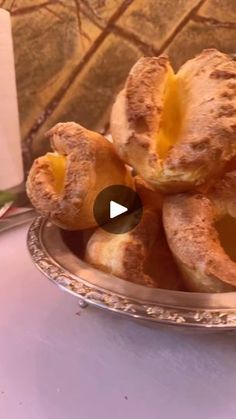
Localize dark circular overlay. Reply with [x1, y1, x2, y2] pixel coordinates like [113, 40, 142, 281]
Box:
[93, 185, 143, 234]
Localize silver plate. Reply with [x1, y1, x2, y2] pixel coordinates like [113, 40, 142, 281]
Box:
[27, 216, 236, 330]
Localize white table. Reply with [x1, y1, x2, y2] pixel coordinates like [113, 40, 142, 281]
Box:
[1, 224, 236, 419]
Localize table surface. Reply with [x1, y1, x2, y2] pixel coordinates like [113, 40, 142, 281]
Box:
[1, 224, 236, 419]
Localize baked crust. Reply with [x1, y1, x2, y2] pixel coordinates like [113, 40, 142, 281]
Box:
[26, 122, 132, 230]
[134, 175, 163, 210]
[85, 203, 184, 290]
[111, 49, 236, 192]
[163, 171, 236, 292]
[85, 208, 161, 287]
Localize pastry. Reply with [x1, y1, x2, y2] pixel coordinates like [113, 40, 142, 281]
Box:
[111, 49, 236, 192]
[26, 122, 133, 230]
[86, 202, 183, 290]
[85, 207, 161, 287]
[134, 175, 163, 210]
[163, 171, 236, 292]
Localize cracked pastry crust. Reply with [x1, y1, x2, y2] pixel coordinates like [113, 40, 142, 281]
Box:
[111, 49, 236, 193]
[85, 208, 161, 287]
[85, 204, 184, 290]
[163, 171, 236, 292]
[26, 122, 132, 230]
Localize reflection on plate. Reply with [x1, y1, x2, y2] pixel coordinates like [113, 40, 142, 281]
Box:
[27, 217, 236, 331]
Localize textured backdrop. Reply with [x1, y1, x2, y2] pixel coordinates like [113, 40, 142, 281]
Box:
[1, 0, 236, 168]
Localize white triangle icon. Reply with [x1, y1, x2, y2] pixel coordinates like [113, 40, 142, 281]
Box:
[110, 200, 128, 219]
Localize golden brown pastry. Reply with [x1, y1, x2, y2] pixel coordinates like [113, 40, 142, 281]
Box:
[85, 208, 160, 287]
[134, 176, 163, 210]
[145, 225, 185, 291]
[26, 122, 133, 230]
[111, 49, 236, 193]
[85, 205, 183, 290]
[163, 171, 236, 292]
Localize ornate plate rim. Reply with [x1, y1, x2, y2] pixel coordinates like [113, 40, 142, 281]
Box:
[27, 217, 236, 330]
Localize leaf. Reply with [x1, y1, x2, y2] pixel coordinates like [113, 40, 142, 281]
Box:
[0, 191, 16, 206]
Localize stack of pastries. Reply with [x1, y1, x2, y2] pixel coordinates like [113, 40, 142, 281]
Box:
[27, 49, 236, 293]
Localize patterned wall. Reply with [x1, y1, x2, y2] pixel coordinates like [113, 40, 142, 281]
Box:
[1, 0, 236, 169]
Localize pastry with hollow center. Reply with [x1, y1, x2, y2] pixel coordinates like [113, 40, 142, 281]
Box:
[111, 49, 236, 193]
[163, 171, 236, 292]
[26, 122, 133, 230]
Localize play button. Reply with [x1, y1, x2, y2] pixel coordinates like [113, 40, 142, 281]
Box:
[93, 185, 143, 234]
[110, 201, 127, 219]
